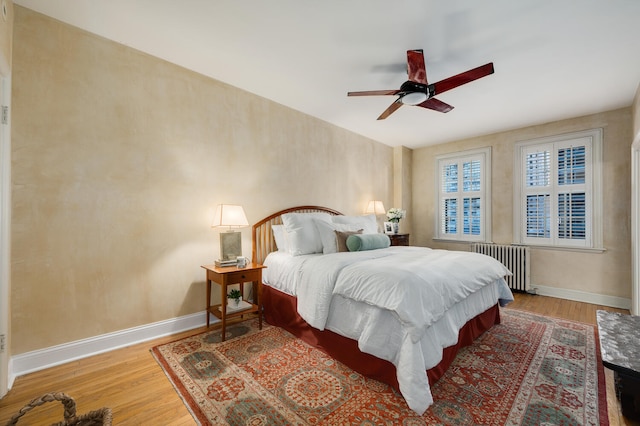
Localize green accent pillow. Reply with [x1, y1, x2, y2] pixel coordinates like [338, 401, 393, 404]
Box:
[346, 233, 391, 252]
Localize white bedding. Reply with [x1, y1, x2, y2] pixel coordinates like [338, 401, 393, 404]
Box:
[262, 246, 514, 415]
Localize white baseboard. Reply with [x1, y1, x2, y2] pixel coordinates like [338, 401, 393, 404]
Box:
[532, 284, 632, 310]
[9, 311, 218, 385]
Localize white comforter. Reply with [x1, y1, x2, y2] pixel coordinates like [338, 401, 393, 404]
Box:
[263, 246, 513, 414]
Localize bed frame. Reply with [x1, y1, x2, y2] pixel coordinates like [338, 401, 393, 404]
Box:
[252, 205, 342, 264]
[252, 206, 500, 391]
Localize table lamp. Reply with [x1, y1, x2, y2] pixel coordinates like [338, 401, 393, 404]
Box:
[365, 200, 386, 215]
[365, 200, 386, 233]
[212, 204, 249, 265]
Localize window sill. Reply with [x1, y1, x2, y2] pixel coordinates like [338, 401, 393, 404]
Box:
[433, 239, 607, 254]
[522, 244, 606, 254]
[432, 238, 489, 245]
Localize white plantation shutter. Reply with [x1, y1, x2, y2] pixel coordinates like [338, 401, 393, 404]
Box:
[523, 144, 553, 244]
[436, 148, 491, 242]
[557, 144, 587, 242]
[515, 129, 602, 249]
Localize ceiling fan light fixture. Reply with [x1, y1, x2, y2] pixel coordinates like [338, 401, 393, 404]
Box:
[400, 92, 428, 105]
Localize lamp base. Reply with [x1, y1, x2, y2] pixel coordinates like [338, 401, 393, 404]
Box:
[220, 231, 242, 262]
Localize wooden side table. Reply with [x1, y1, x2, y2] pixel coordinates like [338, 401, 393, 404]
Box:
[201, 263, 266, 341]
[389, 233, 410, 246]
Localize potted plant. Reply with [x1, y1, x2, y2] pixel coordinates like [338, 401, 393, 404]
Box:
[227, 289, 242, 307]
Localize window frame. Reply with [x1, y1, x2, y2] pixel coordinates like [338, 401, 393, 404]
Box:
[513, 128, 603, 250]
[434, 147, 492, 242]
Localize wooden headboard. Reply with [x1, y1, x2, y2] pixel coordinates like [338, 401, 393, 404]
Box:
[251, 206, 343, 264]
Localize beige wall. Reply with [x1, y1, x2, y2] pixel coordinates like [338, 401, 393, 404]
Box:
[11, 7, 393, 354]
[413, 109, 632, 301]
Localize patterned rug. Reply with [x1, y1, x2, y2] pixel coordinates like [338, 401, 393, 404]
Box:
[151, 309, 608, 425]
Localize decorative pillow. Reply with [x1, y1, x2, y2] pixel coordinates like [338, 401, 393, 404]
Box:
[332, 214, 378, 234]
[346, 233, 391, 252]
[272, 225, 288, 252]
[281, 212, 332, 256]
[314, 219, 363, 254]
[335, 229, 363, 252]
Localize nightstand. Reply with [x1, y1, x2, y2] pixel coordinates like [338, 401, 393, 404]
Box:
[201, 263, 266, 341]
[389, 233, 410, 246]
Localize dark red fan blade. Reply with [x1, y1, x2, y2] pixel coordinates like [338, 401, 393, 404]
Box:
[377, 100, 402, 120]
[417, 97, 454, 113]
[348, 89, 401, 97]
[433, 62, 494, 95]
[407, 49, 428, 84]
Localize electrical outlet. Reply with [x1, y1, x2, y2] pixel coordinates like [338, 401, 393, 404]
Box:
[0, 334, 5, 352]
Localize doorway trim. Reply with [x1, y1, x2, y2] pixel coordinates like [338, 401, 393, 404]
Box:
[632, 131, 640, 316]
[0, 74, 11, 397]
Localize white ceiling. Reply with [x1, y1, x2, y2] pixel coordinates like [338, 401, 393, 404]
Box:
[14, 0, 640, 149]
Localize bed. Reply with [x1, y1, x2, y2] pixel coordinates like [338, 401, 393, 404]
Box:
[251, 206, 514, 415]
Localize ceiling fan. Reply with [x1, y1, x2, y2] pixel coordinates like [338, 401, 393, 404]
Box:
[348, 49, 494, 120]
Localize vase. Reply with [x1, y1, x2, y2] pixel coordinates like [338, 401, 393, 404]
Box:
[392, 222, 400, 234]
[230, 298, 240, 308]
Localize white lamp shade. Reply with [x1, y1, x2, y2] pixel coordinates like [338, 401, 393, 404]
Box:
[212, 204, 249, 229]
[365, 200, 386, 215]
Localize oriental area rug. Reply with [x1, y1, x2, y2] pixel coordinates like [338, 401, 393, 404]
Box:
[151, 310, 608, 425]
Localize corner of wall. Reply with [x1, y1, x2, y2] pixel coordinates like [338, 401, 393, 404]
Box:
[0, 0, 13, 76]
[393, 146, 413, 234]
[633, 81, 640, 137]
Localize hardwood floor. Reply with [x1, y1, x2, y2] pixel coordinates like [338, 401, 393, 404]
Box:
[0, 294, 637, 425]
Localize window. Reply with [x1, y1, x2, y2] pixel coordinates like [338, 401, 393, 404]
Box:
[514, 129, 603, 249]
[435, 147, 491, 242]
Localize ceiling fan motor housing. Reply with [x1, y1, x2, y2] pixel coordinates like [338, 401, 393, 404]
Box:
[399, 81, 434, 105]
[400, 80, 431, 96]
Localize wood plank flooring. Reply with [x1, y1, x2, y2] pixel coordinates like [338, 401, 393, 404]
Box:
[0, 294, 637, 425]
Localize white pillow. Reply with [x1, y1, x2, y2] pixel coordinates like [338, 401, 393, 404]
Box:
[281, 212, 332, 256]
[314, 219, 363, 254]
[272, 225, 289, 252]
[331, 214, 378, 234]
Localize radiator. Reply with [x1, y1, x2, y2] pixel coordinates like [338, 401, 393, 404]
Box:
[471, 243, 530, 292]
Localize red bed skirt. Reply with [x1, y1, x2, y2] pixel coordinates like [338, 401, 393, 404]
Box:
[262, 284, 501, 391]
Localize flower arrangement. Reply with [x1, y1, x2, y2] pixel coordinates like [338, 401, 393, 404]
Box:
[386, 208, 406, 223]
